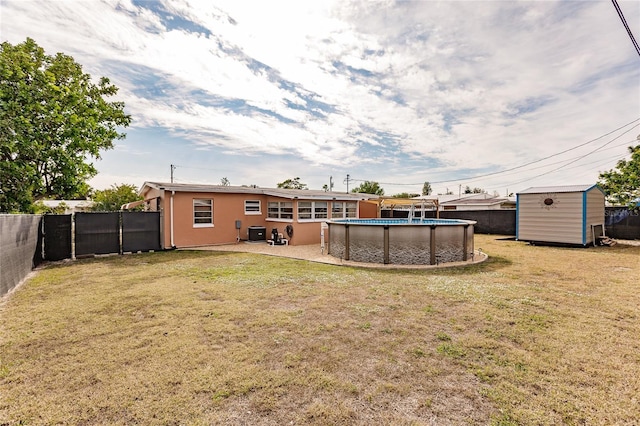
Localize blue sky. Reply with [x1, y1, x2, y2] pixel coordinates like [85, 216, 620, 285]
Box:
[2, 0, 639, 196]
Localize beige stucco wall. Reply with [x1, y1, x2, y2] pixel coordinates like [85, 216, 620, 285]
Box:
[171, 192, 267, 248]
[143, 187, 376, 248]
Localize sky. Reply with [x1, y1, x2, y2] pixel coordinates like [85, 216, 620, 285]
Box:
[2, 0, 639, 197]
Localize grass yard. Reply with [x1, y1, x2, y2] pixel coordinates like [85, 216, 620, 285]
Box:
[1, 234, 639, 425]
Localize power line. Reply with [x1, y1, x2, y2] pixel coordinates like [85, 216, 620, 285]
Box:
[438, 118, 640, 183]
[343, 174, 351, 193]
[464, 142, 630, 184]
[462, 138, 638, 186]
[499, 123, 640, 188]
[349, 117, 640, 186]
[612, 0, 640, 58]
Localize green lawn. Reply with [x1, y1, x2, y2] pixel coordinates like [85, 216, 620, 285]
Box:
[1, 235, 639, 425]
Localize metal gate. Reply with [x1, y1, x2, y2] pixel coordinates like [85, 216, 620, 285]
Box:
[40, 212, 161, 259]
[122, 211, 161, 252]
[75, 212, 120, 256]
[43, 214, 72, 261]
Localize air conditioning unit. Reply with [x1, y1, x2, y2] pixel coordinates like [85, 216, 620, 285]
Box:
[247, 226, 266, 241]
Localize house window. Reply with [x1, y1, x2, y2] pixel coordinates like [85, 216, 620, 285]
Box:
[331, 202, 343, 218]
[298, 201, 312, 220]
[331, 201, 357, 218]
[244, 200, 261, 215]
[298, 201, 328, 220]
[193, 199, 213, 227]
[314, 202, 328, 219]
[267, 201, 293, 219]
[346, 202, 357, 218]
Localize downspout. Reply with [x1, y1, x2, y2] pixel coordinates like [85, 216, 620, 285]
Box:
[582, 190, 587, 246]
[170, 190, 176, 248]
[515, 194, 520, 240]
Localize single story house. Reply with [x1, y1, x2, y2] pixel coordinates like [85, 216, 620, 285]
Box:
[133, 182, 379, 248]
[412, 193, 516, 211]
[516, 184, 605, 246]
[438, 194, 516, 211]
[41, 199, 95, 213]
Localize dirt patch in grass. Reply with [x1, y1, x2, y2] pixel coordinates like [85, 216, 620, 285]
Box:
[1, 235, 639, 424]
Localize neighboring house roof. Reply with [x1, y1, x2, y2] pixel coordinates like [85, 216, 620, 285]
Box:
[41, 199, 94, 212]
[518, 184, 602, 194]
[414, 194, 462, 203]
[440, 196, 514, 207]
[140, 181, 379, 201]
[414, 193, 515, 206]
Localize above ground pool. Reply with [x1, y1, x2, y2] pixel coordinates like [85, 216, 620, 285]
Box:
[327, 218, 476, 265]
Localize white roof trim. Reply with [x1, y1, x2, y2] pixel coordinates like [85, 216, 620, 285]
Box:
[140, 181, 378, 201]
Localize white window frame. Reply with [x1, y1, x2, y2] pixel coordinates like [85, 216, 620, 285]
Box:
[298, 201, 312, 220]
[346, 202, 357, 218]
[267, 201, 293, 221]
[331, 201, 357, 218]
[193, 198, 213, 227]
[244, 200, 261, 215]
[314, 201, 328, 219]
[298, 201, 328, 221]
[331, 202, 344, 218]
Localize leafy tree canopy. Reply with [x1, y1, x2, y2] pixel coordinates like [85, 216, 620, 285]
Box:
[91, 184, 143, 212]
[0, 38, 131, 213]
[422, 181, 432, 196]
[392, 192, 420, 199]
[352, 181, 384, 196]
[598, 145, 640, 207]
[464, 186, 485, 194]
[32, 200, 70, 214]
[277, 177, 308, 190]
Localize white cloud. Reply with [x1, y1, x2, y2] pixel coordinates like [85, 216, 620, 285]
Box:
[2, 0, 639, 194]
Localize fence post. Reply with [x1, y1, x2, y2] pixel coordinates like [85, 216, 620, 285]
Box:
[344, 224, 350, 261]
[463, 224, 469, 261]
[383, 225, 390, 264]
[430, 225, 437, 265]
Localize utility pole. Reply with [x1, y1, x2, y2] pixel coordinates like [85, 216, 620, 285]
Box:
[344, 174, 350, 193]
[170, 164, 176, 183]
[329, 176, 334, 191]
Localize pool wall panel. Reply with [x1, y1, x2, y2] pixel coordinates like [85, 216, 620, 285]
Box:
[328, 219, 475, 265]
[349, 225, 384, 263]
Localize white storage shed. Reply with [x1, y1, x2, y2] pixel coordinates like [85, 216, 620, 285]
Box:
[516, 184, 606, 246]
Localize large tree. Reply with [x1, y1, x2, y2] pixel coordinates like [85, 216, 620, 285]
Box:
[352, 181, 384, 196]
[598, 145, 640, 206]
[0, 38, 131, 212]
[422, 181, 432, 196]
[91, 183, 143, 212]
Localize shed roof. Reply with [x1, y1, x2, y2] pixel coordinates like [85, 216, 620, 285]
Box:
[517, 184, 602, 195]
[140, 181, 378, 201]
